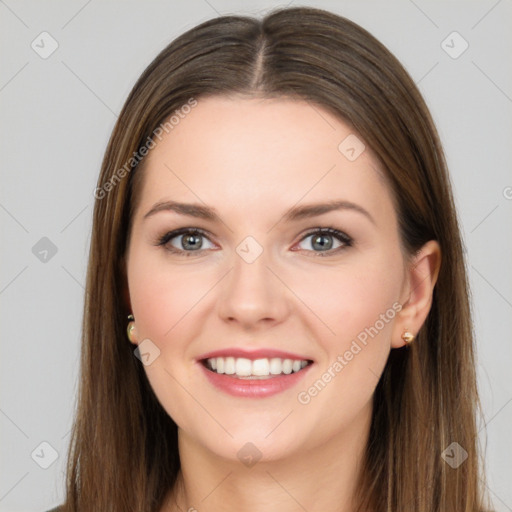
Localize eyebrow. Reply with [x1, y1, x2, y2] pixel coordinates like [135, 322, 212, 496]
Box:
[143, 199, 375, 225]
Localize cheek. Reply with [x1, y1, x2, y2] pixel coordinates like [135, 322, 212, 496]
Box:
[290, 261, 402, 437]
[127, 248, 210, 343]
[126, 250, 213, 426]
[290, 254, 403, 348]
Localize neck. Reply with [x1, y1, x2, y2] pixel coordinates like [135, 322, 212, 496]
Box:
[162, 400, 373, 512]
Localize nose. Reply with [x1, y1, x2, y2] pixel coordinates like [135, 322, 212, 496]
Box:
[217, 241, 291, 330]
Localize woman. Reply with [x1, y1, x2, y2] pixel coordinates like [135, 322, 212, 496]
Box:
[52, 6, 492, 512]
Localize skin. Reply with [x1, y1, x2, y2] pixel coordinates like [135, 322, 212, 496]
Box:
[125, 96, 441, 512]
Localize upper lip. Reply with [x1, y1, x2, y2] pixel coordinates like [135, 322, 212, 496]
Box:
[197, 348, 313, 362]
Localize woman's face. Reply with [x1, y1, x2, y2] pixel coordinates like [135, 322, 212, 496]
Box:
[126, 96, 410, 462]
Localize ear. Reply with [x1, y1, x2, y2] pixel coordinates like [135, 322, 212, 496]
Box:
[121, 254, 138, 344]
[391, 240, 441, 349]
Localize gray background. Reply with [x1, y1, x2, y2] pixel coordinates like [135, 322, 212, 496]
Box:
[1, 1, 511, 511]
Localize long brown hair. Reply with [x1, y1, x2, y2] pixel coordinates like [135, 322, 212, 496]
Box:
[62, 7, 492, 511]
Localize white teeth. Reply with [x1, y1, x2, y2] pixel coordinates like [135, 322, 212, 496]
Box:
[206, 356, 310, 377]
[252, 358, 270, 376]
[269, 357, 283, 375]
[224, 357, 235, 375]
[235, 358, 252, 376]
[282, 359, 293, 374]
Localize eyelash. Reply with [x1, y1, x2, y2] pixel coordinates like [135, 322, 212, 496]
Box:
[155, 227, 353, 258]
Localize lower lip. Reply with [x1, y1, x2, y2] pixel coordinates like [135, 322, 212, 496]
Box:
[199, 361, 313, 398]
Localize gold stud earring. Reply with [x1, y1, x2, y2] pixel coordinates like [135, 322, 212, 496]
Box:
[127, 314, 137, 343]
[401, 329, 415, 345]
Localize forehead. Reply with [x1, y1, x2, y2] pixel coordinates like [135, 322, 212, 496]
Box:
[135, 96, 393, 222]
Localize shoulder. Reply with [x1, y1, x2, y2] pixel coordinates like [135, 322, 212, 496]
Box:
[46, 506, 64, 512]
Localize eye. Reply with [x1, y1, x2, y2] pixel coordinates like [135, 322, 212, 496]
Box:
[156, 226, 353, 257]
[156, 228, 216, 255]
[294, 227, 352, 256]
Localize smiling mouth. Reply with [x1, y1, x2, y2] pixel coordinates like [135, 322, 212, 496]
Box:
[201, 356, 313, 379]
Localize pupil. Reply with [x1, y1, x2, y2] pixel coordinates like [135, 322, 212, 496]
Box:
[313, 234, 332, 251]
[183, 234, 201, 250]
